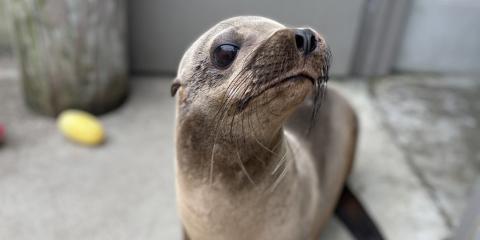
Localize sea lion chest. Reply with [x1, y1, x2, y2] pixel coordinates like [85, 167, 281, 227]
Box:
[177, 134, 322, 240]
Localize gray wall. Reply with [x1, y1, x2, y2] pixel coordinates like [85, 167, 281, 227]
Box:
[5, 1, 478, 76]
[351, 0, 412, 77]
[395, 0, 480, 74]
[128, 0, 366, 76]
[0, 0, 12, 54]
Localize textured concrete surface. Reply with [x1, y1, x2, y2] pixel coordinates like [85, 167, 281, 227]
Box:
[455, 178, 480, 240]
[1, 58, 479, 239]
[324, 81, 449, 240]
[374, 75, 480, 233]
[0, 63, 180, 240]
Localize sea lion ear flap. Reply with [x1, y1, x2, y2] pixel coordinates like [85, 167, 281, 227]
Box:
[171, 78, 181, 97]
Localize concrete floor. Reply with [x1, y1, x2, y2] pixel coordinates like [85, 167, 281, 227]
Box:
[0, 59, 479, 240]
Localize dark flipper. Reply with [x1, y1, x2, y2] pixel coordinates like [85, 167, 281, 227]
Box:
[335, 186, 385, 240]
[182, 227, 191, 240]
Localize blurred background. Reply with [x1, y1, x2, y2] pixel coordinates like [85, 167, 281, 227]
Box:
[0, 0, 479, 239]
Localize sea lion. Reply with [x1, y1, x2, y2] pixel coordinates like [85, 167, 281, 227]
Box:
[171, 16, 383, 240]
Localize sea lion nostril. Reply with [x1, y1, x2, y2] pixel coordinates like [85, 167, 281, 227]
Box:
[295, 29, 307, 52]
[295, 33, 304, 51]
[309, 35, 317, 53]
[294, 28, 316, 55]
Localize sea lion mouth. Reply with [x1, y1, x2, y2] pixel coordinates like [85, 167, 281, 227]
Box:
[264, 73, 316, 94]
[279, 73, 316, 86]
[236, 43, 332, 113]
[236, 72, 317, 112]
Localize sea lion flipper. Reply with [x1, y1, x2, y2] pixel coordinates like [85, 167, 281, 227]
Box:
[335, 186, 385, 240]
[182, 227, 191, 240]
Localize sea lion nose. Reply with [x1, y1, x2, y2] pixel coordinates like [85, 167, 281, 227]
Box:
[294, 28, 317, 56]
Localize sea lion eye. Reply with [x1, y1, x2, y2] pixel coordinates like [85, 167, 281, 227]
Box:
[212, 44, 239, 69]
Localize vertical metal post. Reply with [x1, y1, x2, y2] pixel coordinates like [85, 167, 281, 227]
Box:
[351, 0, 412, 77]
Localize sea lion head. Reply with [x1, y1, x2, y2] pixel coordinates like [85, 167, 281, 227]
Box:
[173, 16, 331, 144]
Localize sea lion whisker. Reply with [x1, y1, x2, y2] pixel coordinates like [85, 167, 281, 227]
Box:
[307, 48, 331, 133]
[236, 151, 256, 186]
[210, 78, 248, 182]
[213, 65, 253, 120]
[253, 136, 278, 155]
[236, 75, 261, 150]
[261, 50, 294, 117]
[269, 158, 289, 193]
[239, 103, 251, 151]
[246, 100, 279, 156]
[208, 119, 228, 184]
[209, 85, 249, 185]
[209, 143, 217, 185]
[251, 92, 266, 130]
[227, 107, 237, 140]
[212, 78, 252, 149]
[211, 68, 256, 172]
[268, 140, 295, 193]
[259, 82, 286, 120]
[237, 47, 298, 113]
[245, 101, 276, 168]
[242, 106, 267, 168]
[227, 71, 257, 114]
[272, 147, 288, 174]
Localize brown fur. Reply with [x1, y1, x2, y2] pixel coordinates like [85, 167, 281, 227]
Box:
[172, 16, 357, 240]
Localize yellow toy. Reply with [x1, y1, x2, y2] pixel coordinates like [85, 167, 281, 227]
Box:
[57, 110, 105, 146]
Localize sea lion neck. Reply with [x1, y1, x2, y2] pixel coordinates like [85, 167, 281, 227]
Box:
[175, 112, 288, 188]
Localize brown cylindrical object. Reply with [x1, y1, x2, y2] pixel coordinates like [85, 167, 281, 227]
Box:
[8, 0, 128, 116]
